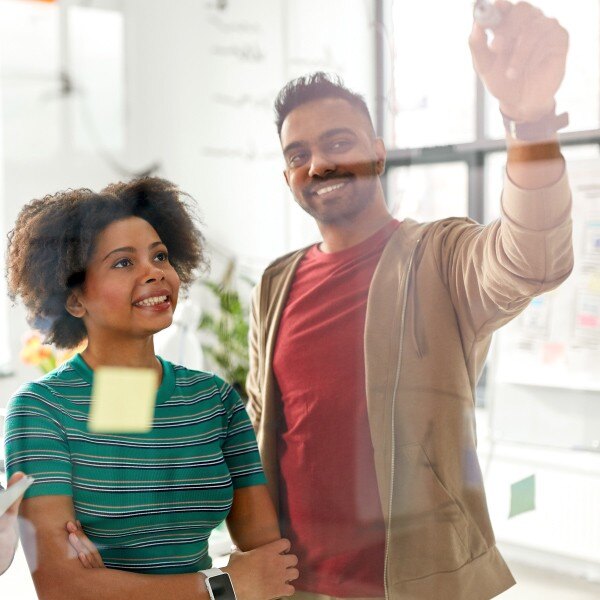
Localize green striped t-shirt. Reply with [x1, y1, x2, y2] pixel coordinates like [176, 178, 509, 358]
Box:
[4, 354, 266, 574]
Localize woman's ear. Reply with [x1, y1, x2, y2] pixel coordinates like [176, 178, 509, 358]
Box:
[65, 292, 86, 318]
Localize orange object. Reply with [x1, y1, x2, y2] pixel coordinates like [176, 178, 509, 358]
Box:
[20, 331, 87, 374]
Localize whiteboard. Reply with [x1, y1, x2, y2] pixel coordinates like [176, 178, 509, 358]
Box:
[495, 158, 600, 391]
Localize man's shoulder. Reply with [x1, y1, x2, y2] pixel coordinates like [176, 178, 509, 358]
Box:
[402, 216, 481, 247]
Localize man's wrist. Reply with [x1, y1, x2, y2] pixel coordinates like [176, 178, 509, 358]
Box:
[501, 106, 569, 143]
[499, 100, 557, 124]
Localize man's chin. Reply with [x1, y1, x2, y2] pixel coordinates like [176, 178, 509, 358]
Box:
[298, 201, 367, 226]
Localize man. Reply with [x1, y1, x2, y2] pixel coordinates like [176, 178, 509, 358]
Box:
[247, 2, 572, 599]
[0, 472, 26, 575]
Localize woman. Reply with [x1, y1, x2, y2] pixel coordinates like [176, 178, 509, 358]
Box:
[4, 178, 298, 599]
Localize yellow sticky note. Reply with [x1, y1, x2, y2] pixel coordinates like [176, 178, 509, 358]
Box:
[589, 273, 600, 294]
[88, 367, 158, 433]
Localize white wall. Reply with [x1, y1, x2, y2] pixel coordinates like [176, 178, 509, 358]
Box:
[0, 0, 375, 407]
[122, 0, 375, 269]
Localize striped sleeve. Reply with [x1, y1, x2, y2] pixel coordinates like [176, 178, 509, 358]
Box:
[4, 383, 73, 499]
[214, 376, 266, 489]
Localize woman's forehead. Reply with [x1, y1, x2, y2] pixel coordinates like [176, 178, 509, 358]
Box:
[93, 217, 162, 253]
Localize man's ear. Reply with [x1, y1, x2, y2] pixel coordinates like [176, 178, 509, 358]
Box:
[65, 292, 86, 318]
[374, 138, 386, 175]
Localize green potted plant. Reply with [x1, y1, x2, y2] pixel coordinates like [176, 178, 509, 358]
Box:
[198, 261, 252, 400]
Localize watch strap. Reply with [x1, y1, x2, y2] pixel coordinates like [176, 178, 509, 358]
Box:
[201, 568, 236, 600]
[201, 568, 224, 578]
[502, 109, 569, 142]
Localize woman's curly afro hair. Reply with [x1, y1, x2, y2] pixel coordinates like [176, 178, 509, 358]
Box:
[6, 177, 207, 349]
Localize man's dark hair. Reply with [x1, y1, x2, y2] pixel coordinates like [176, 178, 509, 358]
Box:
[6, 177, 207, 349]
[274, 72, 375, 136]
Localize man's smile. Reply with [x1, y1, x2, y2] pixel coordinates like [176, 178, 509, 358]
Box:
[309, 178, 351, 198]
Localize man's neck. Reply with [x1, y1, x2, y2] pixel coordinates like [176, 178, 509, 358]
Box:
[318, 211, 394, 253]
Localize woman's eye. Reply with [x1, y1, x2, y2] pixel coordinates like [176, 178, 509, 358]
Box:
[155, 251, 169, 262]
[113, 257, 133, 268]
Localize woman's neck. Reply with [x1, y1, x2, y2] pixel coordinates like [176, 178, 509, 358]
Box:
[81, 336, 162, 380]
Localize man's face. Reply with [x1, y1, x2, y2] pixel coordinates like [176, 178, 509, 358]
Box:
[280, 98, 386, 226]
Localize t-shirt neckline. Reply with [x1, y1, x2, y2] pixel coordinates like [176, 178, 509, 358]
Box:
[68, 353, 175, 405]
[309, 219, 400, 263]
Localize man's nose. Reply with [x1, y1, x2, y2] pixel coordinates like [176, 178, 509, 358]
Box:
[308, 152, 335, 178]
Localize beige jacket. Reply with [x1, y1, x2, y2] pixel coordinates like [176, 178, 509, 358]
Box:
[246, 173, 573, 600]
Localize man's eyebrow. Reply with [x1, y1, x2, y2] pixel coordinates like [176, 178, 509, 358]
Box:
[319, 127, 357, 140]
[282, 141, 305, 156]
[282, 128, 357, 156]
[102, 241, 163, 261]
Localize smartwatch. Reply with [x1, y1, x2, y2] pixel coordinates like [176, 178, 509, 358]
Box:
[201, 568, 237, 600]
[501, 109, 569, 142]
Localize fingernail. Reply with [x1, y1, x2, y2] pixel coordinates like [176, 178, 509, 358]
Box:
[66, 522, 77, 532]
[506, 67, 518, 79]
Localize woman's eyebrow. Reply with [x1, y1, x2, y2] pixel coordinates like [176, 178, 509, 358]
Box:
[102, 241, 163, 261]
[103, 246, 135, 261]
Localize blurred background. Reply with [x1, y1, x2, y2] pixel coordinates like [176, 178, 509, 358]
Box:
[0, 0, 599, 598]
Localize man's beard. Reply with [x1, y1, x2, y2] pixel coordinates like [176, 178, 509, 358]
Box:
[295, 169, 379, 226]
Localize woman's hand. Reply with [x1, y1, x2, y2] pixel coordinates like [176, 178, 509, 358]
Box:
[223, 538, 299, 600]
[66, 520, 105, 569]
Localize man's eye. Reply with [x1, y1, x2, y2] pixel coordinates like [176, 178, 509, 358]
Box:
[330, 139, 352, 152]
[288, 153, 308, 166]
[113, 258, 133, 268]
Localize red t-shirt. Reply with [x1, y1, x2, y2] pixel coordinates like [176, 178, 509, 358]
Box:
[273, 219, 400, 597]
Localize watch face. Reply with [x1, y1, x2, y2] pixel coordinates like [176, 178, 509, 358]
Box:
[208, 573, 236, 600]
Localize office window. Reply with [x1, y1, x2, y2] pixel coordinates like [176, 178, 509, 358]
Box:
[68, 5, 125, 152]
[382, 0, 600, 431]
[387, 0, 475, 148]
[388, 162, 468, 222]
[485, 0, 600, 137]
[0, 0, 62, 159]
[0, 1, 125, 161]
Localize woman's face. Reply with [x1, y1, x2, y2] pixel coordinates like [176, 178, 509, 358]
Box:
[69, 216, 180, 343]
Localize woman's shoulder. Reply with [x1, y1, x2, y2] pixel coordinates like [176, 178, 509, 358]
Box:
[163, 359, 237, 401]
[8, 359, 86, 414]
[169, 362, 222, 389]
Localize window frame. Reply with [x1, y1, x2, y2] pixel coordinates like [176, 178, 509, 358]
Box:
[375, 0, 600, 224]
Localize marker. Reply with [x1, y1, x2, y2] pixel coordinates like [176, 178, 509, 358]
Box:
[473, 0, 502, 29]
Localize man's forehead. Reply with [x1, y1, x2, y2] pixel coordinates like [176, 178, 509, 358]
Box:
[280, 97, 372, 146]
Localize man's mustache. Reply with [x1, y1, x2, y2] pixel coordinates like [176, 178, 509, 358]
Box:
[305, 173, 354, 195]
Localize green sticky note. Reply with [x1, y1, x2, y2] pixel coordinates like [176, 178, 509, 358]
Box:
[88, 367, 158, 433]
[509, 474, 536, 518]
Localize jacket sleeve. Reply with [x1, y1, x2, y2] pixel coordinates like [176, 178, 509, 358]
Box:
[245, 282, 263, 432]
[435, 169, 574, 340]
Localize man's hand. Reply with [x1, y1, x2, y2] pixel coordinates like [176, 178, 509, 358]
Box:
[0, 472, 26, 574]
[223, 538, 299, 600]
[470, 0, 569, 121]
[66, 520, 105, 569]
